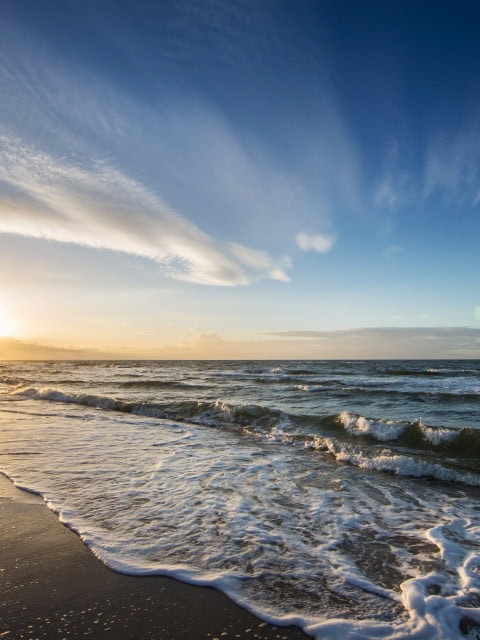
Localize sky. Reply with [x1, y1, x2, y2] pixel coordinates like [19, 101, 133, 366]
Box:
[0, 0, 479, 359]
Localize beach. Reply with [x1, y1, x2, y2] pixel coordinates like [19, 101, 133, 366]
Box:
[1, 360, 480, 639]
[0, 474, 307, 639]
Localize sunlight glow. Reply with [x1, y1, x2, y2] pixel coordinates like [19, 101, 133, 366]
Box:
[0, 306, 15, 337]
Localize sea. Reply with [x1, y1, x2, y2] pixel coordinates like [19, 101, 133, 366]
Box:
[0, 360, 479, 639]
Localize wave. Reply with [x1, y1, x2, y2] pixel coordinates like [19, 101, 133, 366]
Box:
[386, 367, 480, 377]
[293, 379, 358, 391]
[10, 385, 480, 487]
[118, 380, 208, 390]
[306, 436, 480, 486]
[12, 385, 479, 453]
[294, 382, 480, 401]
[1, 376, 28, 386]
[284, 368, 320, 376]
[243, 429, 480, 486]
[336, 411, 480, 457]
[11, 386, 287, 431]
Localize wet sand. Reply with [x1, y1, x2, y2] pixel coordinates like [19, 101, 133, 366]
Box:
[0, 474, 309, 639]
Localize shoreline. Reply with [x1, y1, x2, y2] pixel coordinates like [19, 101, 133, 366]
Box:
[0, 474, 309, 639]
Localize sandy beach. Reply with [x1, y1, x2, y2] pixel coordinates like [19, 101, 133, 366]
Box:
[0, 474, 308, 640]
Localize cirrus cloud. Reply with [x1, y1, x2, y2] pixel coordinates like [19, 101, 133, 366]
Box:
[0, 135, 290, 286]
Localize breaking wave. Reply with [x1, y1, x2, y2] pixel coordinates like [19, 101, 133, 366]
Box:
[11, 385, 480, 487]
[336, 411, 480, 456]
[11, 386, 287, 431]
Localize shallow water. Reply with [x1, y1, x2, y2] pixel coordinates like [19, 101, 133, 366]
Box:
[1, 360, 479, 638]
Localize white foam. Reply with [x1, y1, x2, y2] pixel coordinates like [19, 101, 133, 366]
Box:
[338, 411, 407, 441]
[1, 365, 480, 639]
[420, 424, 458, 445]
[308, 436, 480, 487]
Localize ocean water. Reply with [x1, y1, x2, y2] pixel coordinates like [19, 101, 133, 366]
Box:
[0, 360, 479, 639]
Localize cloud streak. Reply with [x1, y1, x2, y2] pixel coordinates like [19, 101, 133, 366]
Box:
[262, 327, 480, 359]
[0, 11, 368, 282]
[0, 136, 290, 286]
[372, 115, 480, 213]
[423, 118, 480, 204]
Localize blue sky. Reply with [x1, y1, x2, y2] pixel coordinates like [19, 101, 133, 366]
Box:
[0, 0, 479, 358]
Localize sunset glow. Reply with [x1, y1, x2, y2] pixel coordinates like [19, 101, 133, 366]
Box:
[0, 306, 15, 337]
[0, 1, 479, 359]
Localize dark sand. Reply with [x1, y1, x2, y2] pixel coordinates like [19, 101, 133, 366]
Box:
[0, 474, 309, 639]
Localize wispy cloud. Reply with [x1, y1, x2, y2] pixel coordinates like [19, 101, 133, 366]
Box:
[372, 129, 413, 213]
[373, 115, 480, 215]
[0, 11, 366, 276]
[265, 327, 480, 340]
[138, 326, 480, 359]
[262, 327, 480, 358]
[296, 232, 335, 253]
[0, 136, 290, 286]
[0, 22, 350, 282]
[423, 119, 480, 204]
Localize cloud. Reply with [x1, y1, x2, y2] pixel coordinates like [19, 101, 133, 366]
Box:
[3, 327, 480, 360]
[0, 23, 300, 285]
[423, 119, 480, 204]
[0, 337, 107, 360]
[372, 127, 414, 214]
[296, 231, 335, 253]
[0, 12, 366, 283]
[372, 116, 480, 214]
[0, 135, 290, 286]
[261, 327, 480, 359]
[265, 327, 480, 340]
[141, 326, 480, 359]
